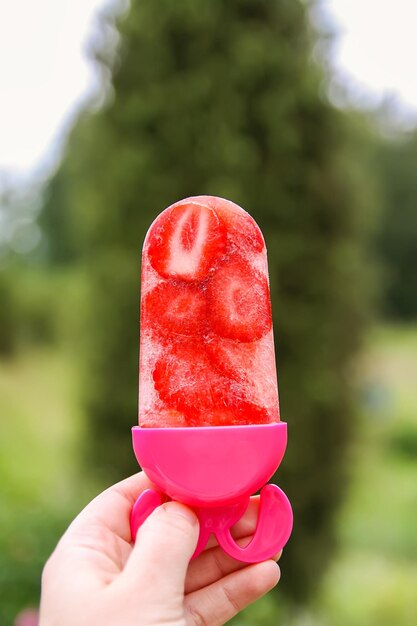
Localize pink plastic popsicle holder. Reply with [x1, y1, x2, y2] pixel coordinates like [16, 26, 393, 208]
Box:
[130, 422, 293, 563]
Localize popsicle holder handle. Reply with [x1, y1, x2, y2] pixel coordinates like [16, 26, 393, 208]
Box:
[131, 482, 292, 563]
[129, 423, 293, 563]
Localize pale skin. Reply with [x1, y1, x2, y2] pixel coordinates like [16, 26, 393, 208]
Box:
[39, 472, 281, 626]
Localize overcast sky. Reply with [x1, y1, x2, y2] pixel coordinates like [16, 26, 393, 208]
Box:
[1, 0, 417, 180]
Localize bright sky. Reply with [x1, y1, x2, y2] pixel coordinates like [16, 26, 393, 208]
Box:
[0, 0, 106, 180]
[1, 0, 417, 180]
[322, 0, 417, 119]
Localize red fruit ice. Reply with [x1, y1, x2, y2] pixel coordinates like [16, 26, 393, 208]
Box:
[204, 333, 280, 421]
[147, 201, 227, 281]
[203, 333, 259, 381]
[142, 281, 207, 338]
[140, 409, 188, 428]
[152, 341, 226, 423]
[151, 341, 273, 426]
[138, 196, 279, 428]
[192, 195, 265, 253]
[207, 256, 272, 342]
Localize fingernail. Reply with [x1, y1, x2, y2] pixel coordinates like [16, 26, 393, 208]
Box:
[165, 502, 198, 526]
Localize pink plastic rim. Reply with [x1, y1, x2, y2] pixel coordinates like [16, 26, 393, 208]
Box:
[132, 422, 287, 507]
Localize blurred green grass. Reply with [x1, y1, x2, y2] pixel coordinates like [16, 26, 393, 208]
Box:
[310, 325, 417, 626]
[0, 349, 79, 504]
[1, 325, 416, 625]
[0, 348, 97, 625]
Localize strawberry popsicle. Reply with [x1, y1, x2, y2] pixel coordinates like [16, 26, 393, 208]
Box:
[139, 196, 279, 427]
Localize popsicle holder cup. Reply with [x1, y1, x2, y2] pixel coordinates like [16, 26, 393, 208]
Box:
[130, 422, 293, 563]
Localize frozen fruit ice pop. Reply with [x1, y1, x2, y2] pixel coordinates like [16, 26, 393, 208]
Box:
[139, 196, 280, 427]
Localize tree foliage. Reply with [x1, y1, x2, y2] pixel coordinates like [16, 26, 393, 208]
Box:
[373, 130, 417, 319]
[41, 0, 373, 603]
[0, 270, 17, 356]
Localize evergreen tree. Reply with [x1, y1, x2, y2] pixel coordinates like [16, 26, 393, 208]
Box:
[0, 271, 17, 356]
[373, 131, 417, 319]
[41, 0, 372, 603]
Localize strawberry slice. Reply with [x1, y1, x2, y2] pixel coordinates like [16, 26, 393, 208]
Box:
[147, 201, 227, 281]
[207, 256, 272, 342]
[204, 334, 257, 381]
[188, 402, 270, 426]
[142, 281, 207, 338]
[153, 340, 276, 425]
[153, 341, 225, 420]
[203, 333, 268, 379]
[204, 334, 280, 421]
[190, 196, 265, 253]
[221, 395, 272, 425]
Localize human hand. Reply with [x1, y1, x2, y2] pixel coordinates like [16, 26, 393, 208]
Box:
[39, 472, 280, 626]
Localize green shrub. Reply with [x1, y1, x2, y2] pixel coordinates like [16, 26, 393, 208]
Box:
[0, 504, 70, 626]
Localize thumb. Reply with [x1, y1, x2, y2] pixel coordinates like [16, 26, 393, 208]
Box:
[123, 501, 199, 597]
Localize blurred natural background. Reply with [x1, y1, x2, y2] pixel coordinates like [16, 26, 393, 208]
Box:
[1, 0, 416, 624]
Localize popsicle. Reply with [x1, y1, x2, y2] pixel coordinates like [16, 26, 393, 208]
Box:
[131, 196, 293, 562]
[138, 195, 280, 427]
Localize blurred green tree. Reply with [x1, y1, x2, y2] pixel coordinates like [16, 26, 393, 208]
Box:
[373, 130, 417, 319]
[41, 0, 373, 604]
[0, 270, 17, 356]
